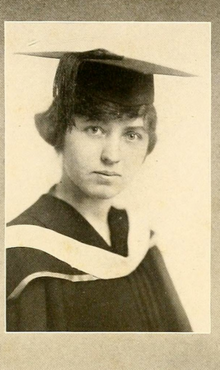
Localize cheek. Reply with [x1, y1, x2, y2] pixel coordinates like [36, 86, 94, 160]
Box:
[63, 133, 101, 173]
[123, 142, 148, 168]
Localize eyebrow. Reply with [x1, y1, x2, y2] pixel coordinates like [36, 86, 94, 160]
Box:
[124, 126, 148, 132]
[76, 119, 148, 132]
[85, 123, 148, 132]
[76, 119, 108, 125]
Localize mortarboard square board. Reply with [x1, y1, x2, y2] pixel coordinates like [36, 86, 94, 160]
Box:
[17, 49, 195, 107]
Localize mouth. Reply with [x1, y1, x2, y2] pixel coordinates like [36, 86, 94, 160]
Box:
[93, 171, 121, 177]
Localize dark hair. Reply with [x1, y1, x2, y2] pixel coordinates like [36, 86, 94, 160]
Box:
[35, 91, 157, 155]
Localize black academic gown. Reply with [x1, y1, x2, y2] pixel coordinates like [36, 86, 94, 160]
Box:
[6, 194, 192, 332]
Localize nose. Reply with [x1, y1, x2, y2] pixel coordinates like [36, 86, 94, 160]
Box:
[101, 136, 121, 165]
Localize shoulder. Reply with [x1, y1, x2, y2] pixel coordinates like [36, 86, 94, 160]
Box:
[7, 193, 67, 228]
[7, 196, 49, 227]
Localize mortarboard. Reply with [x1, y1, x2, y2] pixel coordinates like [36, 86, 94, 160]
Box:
[17, 49, 194, 106]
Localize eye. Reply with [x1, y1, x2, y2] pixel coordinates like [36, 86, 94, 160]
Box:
[125, 131, 142, 141]
[85, 126, 105, 136]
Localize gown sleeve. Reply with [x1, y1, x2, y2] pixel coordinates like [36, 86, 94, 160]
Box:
[7, 278, 48, 331]
[143, 246, 192, 331]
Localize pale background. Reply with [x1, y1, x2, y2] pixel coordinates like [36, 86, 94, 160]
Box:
[5, 22, 210, 333]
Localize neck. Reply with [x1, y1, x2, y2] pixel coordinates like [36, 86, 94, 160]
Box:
[53, 173, 112, 225]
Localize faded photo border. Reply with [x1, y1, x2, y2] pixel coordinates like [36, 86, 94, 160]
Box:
[1, 2, 219, 370]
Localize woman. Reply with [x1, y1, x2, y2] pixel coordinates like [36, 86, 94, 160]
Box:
[6, 49, 192, 331]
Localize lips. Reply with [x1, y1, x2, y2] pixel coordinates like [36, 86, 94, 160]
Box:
[93, 171, 121, 177]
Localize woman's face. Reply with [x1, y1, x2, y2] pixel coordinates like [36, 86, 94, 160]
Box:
[62, 115, 149, 200]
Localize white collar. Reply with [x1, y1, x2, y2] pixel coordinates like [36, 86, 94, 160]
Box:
[6, 210, 152, 279]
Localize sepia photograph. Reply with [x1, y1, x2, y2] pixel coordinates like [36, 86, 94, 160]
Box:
[5, 22, 210, 333]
